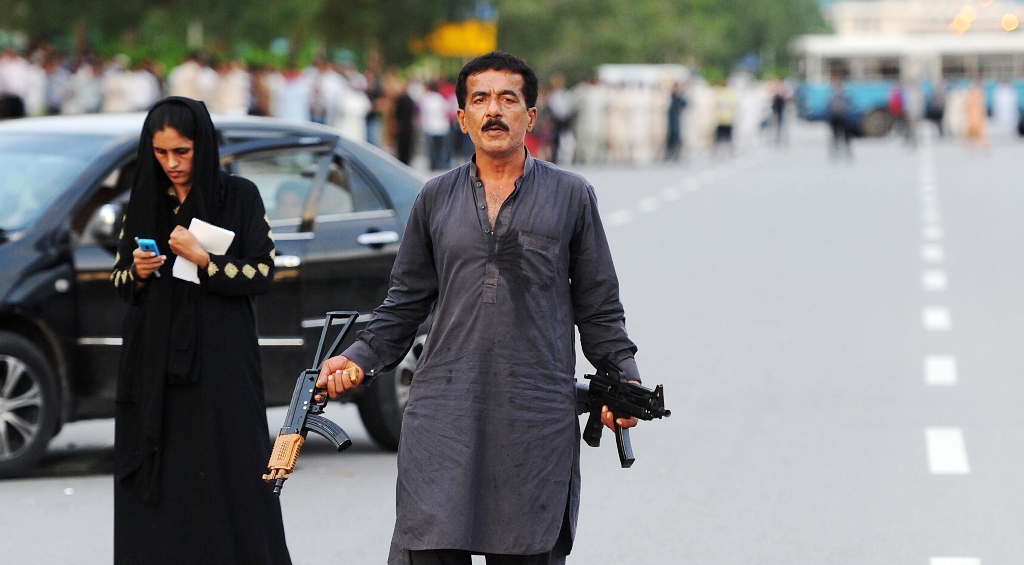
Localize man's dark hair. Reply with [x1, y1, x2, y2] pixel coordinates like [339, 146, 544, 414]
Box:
[455, 51, 538, 110]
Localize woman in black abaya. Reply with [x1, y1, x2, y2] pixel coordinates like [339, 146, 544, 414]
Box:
[111, 97, 291, 564]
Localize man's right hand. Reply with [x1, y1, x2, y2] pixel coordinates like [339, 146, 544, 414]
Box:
[316, 355, 365, 399]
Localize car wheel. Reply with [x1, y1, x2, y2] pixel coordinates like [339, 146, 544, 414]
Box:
[860, 109, 892, 137]
[357, 332, 424, 451]
[0, 331, 60, 477]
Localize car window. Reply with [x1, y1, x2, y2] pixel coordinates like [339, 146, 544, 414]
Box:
[318, 158, 387, 217]
[233, 149, 320, 224]
[0, 133, 114, 231]
[73, 160, 136, 242]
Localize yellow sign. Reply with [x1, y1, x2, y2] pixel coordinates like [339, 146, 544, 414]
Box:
[424, 21, 498, 58]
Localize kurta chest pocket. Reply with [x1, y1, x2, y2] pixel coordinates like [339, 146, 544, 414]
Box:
[517, 231, 561, 289]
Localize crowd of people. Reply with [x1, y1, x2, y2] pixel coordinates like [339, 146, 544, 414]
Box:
[0, 45, 802, 171]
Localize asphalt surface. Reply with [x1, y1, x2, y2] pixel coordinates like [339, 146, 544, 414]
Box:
[2, 124, 1022, 564]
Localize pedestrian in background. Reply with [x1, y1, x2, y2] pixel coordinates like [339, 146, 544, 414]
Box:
[111, 97, 290, 564]
[964, 78, 989, 151]
[419, 80, 452, 171]
[926, 80, 947, 137]
[712, 79, 737, 157]
[827, 77, 853, 160]
[665, 80, 688, 161]
[316, 51, 641, 565]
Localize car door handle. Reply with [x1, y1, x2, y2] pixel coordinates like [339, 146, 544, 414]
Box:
[357, 231, 400, 246]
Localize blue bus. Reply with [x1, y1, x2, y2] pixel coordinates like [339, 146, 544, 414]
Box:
[792, 33, 1024, 136]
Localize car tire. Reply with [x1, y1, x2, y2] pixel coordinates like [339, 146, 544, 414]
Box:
[860, 109, 893, 137]
[357, 332, 424, 451]
[0, 331, 60, 477]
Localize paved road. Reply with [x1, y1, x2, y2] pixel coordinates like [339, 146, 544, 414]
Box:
[3, 126, 1022, 564]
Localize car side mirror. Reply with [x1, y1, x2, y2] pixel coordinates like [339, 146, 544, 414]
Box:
[87, 203, 122, 249]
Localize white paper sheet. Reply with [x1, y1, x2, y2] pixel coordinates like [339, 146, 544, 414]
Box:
[172, 218, 236, 284]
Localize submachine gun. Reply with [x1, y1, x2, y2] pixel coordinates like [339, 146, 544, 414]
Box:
[576, 361, 672, 468]
[263, 311, 358, 495]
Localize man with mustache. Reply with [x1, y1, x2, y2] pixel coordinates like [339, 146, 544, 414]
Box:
[318, 52, 641, 565]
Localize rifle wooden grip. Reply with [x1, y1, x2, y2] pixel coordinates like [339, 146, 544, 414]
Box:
[263, 433, 305, 482]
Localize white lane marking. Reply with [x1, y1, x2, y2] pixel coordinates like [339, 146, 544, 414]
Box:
[930, 559, 980, 565]
[921, 245, 946, 263]
[925, 355, 958, 386]
[923, 307, 952, 331]
[637, 197, 659, 213]
[662, 186, 681, 201]
[606, 210, 631, 227]
[926, 428, 971, 475]
[922, 226, 944, 241]
[921, 183, 936, 194]
[922, 270, 948, 292]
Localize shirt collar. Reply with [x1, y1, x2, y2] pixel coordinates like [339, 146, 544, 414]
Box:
[469, 147, 535, 184]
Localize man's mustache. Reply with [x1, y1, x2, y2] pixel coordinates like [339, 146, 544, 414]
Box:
[482, 119, 509, 132]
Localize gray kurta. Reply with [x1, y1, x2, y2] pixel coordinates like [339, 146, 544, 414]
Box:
[344, 151, 639, 561]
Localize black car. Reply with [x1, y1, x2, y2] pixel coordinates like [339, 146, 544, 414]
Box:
[0, 113, 427, 476]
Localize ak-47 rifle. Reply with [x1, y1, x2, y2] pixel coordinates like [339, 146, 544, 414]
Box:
[576, 361, 671, 468]
[263, 311, 358, 495]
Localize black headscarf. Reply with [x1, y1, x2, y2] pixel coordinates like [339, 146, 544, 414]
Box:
[116, 97, 224, 503]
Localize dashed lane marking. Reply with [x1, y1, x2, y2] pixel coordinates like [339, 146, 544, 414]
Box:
[922, 270, 948, 292]
[926, 427, 971, 475]
[923, 307, 952, 331]
[925, 355, 957, 386]
[930, 558, 980, 565]
[637, 197, 659, 214]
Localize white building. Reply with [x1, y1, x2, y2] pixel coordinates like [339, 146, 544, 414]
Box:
[826, 0, 1024, 35]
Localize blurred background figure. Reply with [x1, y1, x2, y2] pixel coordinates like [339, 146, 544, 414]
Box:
[902, 78, 924, 148]
[926, 80, 947, 138]
[964, 78, 989, 151]
[392, 78, 417, 165]
[273, 58, 311, 122]
[827, 77, 853, 160]
[712, 80, 737, 158]
[769, 78, 790, 146]
[309, 57, 343, 125]
[418, 80, 451, 171]
[211, 59, 251, 115]
[332, 76, 372, 142]
[100, 54, 134, 113]
[545, 74, 574, 165]
[664, 80, 688, 161]
[0, 47, 30, 118]
[990, 79, 1018, 141]
[572, 75, 607, 164]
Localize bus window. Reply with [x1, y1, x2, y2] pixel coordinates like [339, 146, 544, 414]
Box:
[825, 58, 850, 80]
[980, 54, 1014, 80]
[860, 57, 901, 80]
[942, 56, 972, 81]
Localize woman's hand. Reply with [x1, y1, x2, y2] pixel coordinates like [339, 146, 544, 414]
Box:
[168, 225, 211, 268]
[132, 246, 165, 280]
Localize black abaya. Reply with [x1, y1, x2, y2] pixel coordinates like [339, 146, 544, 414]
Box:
[111, 98, 290, 564]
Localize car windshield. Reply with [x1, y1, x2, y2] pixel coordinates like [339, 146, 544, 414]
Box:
[0, 133, 114, 231]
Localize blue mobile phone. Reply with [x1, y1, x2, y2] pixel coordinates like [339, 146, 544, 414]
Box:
[136, 238, 160, 255]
